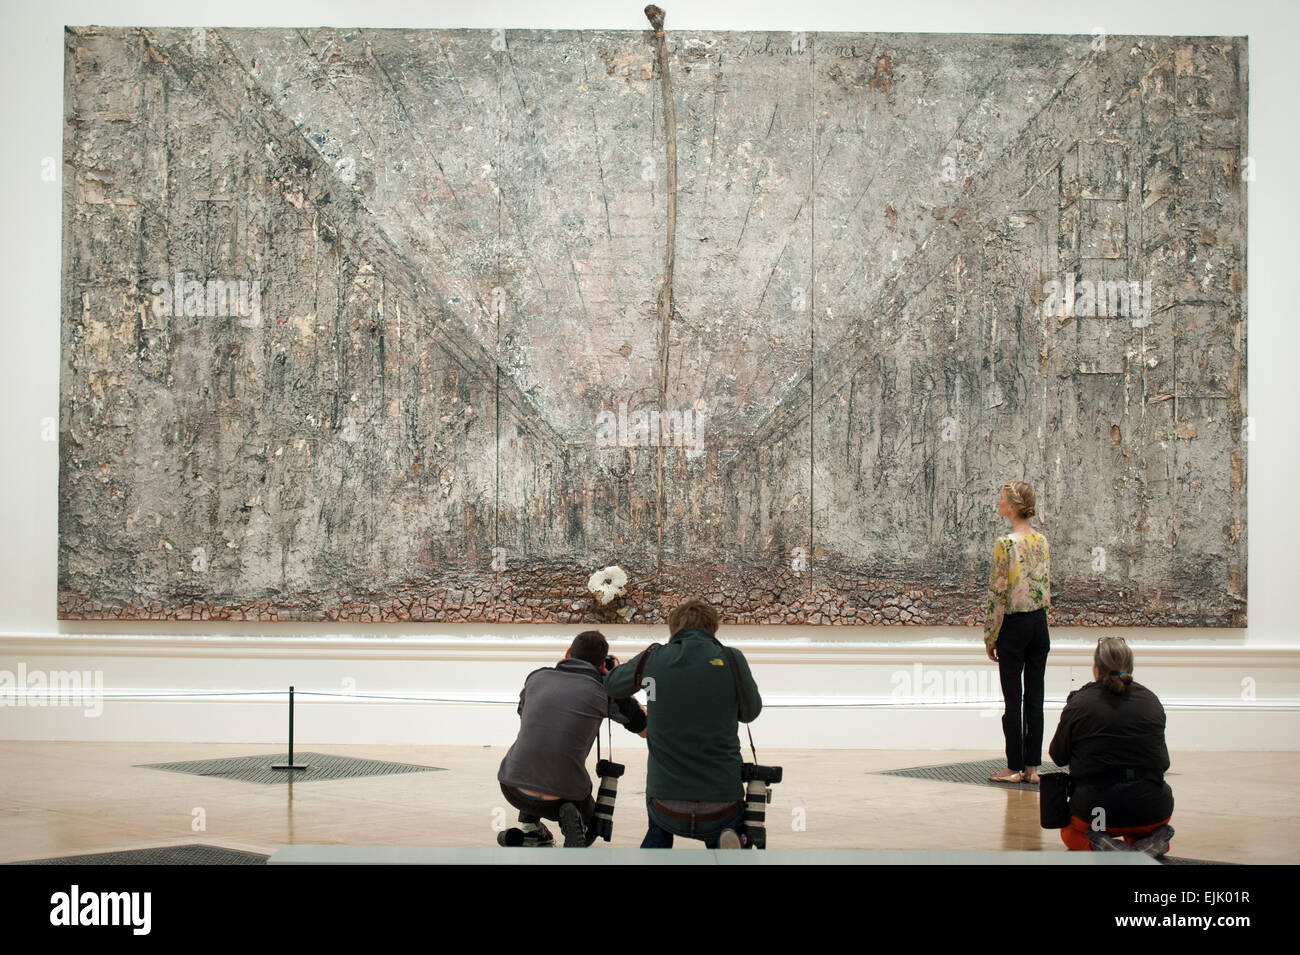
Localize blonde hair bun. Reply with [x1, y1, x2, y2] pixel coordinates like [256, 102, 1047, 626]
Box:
[1004, 481, 1036, 519]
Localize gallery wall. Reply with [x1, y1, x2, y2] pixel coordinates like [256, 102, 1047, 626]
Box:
[1, 0, 1297, 747]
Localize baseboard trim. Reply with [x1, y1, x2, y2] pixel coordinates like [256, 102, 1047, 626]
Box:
[3, 632, 1297, 749]
[4, 632, 1298, 666]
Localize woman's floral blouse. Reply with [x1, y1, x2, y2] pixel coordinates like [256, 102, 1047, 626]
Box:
[984, 531, 1051, 648]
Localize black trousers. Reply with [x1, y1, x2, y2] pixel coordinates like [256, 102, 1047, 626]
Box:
[996, 608, 1050, 771]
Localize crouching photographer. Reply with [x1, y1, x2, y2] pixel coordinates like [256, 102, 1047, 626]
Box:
[604, 597, 777, 849]
[497, 630, 646, 847]
[1043, 636, 1175, 856]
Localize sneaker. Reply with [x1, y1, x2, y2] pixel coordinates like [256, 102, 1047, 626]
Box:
[558, 802, 586, 848]
[497, 824, 554, 848]
[1133, 825, 1175, 859]
[1086, 829, 1132, 852]
[717, 829, 742, 849]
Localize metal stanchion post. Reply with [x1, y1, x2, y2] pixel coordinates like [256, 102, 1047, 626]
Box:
[272, 686, 309, 772]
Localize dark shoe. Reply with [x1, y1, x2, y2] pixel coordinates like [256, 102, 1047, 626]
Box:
[1086, 828, 1132, 851]
[558, 802, 586, 848]
[1133, 825, 1174, 859]
[498, 823, 554, 847]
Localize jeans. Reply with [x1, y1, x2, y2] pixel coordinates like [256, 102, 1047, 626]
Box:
[500, 783, 598, 845]
[640, 797, 747, 849]
[996, 607, 1050, 771]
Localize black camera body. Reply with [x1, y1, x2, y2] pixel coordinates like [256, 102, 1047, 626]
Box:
[595, 758, 625, 779]
[741, 762, 782, 785]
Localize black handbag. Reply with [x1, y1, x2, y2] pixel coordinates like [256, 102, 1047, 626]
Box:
[1038, 772, 1073, 829]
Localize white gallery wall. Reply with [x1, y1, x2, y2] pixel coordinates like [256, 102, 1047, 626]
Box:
[1, 0, 1297, 750]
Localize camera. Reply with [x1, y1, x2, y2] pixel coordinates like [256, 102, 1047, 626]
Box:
[592, 758, 625, 842]
[740, 762, 783, 849]
[604, 655, 617, 672]
[741, 763, 783, 785]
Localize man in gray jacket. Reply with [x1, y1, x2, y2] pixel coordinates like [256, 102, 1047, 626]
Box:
[497, 630, 646, 847]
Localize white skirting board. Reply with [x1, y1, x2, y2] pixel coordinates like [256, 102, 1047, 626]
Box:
[1, 633, 1297, 750]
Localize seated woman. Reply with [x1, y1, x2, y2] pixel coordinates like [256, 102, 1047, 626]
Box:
[1048, 636, 1175, 854]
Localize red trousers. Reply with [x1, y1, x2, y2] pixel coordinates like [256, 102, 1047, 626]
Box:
[1060, 814, 1172, 851]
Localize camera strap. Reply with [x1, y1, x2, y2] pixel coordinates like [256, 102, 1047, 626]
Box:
[631, 642, 662, 691]
[724, 647, 759, 763]
[630, 640, 759, 762]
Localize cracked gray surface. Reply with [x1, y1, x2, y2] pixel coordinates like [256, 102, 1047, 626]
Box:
[59, 28, 1246, 626]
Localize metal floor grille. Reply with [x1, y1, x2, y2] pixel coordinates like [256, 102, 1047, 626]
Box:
[877, 757, 1069, 791]
[12, 844, 268, 865]
[1158, 855, 1234, 866]
[878, 759, 1218, 864]
[137, 752, 444, 785]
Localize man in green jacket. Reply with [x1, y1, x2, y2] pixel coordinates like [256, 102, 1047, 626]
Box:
[603, 597, 762, 848]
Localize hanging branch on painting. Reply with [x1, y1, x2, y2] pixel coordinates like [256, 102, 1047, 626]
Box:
[646, 4, 678, 573]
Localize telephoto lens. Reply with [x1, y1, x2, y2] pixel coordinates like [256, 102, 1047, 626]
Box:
[593, 758, 625, 842]
[740, 763, 782, 849]
[743, 777, 769, 848]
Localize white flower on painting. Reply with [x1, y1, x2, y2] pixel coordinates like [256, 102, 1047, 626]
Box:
[587, 565, 628, 605]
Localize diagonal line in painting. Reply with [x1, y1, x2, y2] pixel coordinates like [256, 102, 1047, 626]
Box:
[265, 25, 570, 481]
[195, 28, 567, 459]
[290, 29, 463, 283]
[726, 45, 1125, 465]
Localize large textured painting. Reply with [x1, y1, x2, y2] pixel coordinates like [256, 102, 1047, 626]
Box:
[59, 24, 1247, 625]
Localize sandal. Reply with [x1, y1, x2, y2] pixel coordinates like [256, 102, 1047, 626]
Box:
[988, 769, 1023, 783]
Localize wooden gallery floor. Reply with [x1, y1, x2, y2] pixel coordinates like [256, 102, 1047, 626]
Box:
[0, 743, 1295, 864]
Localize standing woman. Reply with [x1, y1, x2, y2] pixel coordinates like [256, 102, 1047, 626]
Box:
[984, 481, 1051, 784]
